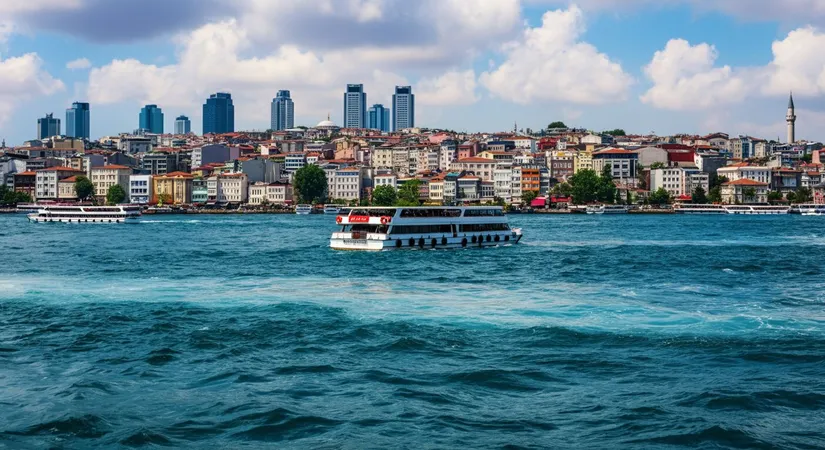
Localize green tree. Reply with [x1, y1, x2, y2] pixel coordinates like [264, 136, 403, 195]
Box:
[786, 191, 797, 203]
[371, 185, 397, 206]
[597, 165, 617, 203]
[796, 187, 813, 203]
[602, 129, 626, 136]
[743, 187, 757, 203]
[547, 121, 567, 129]
[708, 186, 722, 203]
[551, 182, 572, 197]
[710, 175, 729, 190]
[75, 175, 95, 201]
[649, 161, 666, 170]
[521, 190, 539, 205]
[767, 190, 783, 203]
[568, 169, 601, 204]
[106, 184, 127, 205]
[157, 193, 173, 205]
[649, 187, 672, 205]
[692, 186, 708, 204]
[396, 179, 422, 206]
[636, 163, 647, 190]
[293, 164, 328, 204]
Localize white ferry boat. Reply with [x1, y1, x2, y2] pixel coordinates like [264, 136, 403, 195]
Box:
[674, 204, 727, 214]
[27, 205, 142, 223]
[793, 204, 825, 216]
[323, 205, 341, 215]
[722, 205, 790, 215]
[295, 204, 313, 215]
[586, 205, 629, 215]
[330, 206, 523, 251]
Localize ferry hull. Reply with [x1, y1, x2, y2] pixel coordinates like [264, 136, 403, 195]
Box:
[28, 215, 139, 224]
[330, 232, 523, 251]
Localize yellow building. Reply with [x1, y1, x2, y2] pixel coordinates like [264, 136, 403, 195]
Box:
[152, 171, 194, 204]
[91, 165, 131, 199]
[574, 150, 593, 173]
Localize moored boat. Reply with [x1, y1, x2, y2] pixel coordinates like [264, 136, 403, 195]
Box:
[723, 205, 790, 215]
[295, 204, 313, 215]
[27, 205, 142, 223]
[586, 204, 629, 215]
[330, 206, 523, 251]
[792, 204, 825, 216]
[323, 205, 342, 215]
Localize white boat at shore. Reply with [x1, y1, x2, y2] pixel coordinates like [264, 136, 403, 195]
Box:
[27, 205, 142, 223]
[323, 205, 341, 215]
[586, 205, 629, 215]
[792, 204, 825, 216]
[295, 204, 313, 215]
[330, 206, 523, 251]
[674, 204, 790, 215]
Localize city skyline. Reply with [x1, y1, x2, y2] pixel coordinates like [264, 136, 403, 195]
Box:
[4, 1, 825, 145]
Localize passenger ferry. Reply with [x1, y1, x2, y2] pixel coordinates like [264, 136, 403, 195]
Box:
[27, 205, 142, 223]
[586, 204, 629, 214]
[792, 204, 825, 216]
[673, 204, 727, 214]
[323, 205, 341, 215]
[330, 206, 523, 251]
[295, 204, 313, 215]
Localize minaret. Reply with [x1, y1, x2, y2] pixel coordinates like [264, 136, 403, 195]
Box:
[786, 92, 796, 144]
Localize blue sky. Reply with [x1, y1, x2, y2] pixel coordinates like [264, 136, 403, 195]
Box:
[2, 0, 825, 145]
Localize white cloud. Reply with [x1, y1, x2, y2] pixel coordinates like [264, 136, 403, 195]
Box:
[763, 27, 825, 96]
[640, 39, 748, 110]
[0, 53, 64, 125]
[480, 6, 633, 105]
[66, 57, 91, 70]
[0, 0, 80, 14]
[417, 70, 479, 106]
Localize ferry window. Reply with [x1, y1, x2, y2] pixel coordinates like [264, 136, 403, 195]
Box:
[400, 209, 461, 218]
[459, 223, 510, 232]
[391, 225, 453, 234]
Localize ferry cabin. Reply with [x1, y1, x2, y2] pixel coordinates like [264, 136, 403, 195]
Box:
[331, 207, 522, 251]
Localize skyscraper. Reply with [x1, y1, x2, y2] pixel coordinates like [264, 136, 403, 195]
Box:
[270, 90, 295, 131]
[343, 84, 367, 129]
[175, 115, 191, 135]
[139, 104, 164, 134]
[786, 92, 796, 144]
[203, 93, 235, 135]
[368, 104, 390, 132]
[392, 86, 414, 131]
[66, 102, 90, 139]
[37, 113, 60, 139]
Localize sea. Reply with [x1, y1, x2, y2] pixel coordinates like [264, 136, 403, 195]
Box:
[1, 213, 824, 449]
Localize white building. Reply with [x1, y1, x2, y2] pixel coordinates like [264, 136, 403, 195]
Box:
[717, 163, 771, 185]
[207, 173, 249, 203]
[248, 181, 293, 205]
[374, 173, 397, 189]
[35, 167, 83, 200]
[650, 166, 709, 198]
[494, 167, 513, 203]
[450, 157, 496, 182]
[129, 174, 153, 204]
[327, 168, 363, 201]
[284, 153, 307, 173]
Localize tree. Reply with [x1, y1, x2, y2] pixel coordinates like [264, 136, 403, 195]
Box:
[692, 186, 708, 204]
[551, 182, 572, 197]
[767, 190, 783, 203]
[708, 186, 722, 203]
[786, 191, 797, 203]
[636, 163, 647, 190]
[0, 185, 30, 206]
[75, 175, 95, 201]
[796, 187, 813, 203]
[649, 188, 672, 205]
[597, 165, 617, 203]
[568, 169, 601, 204]
[743, 187, 757, 203]
[602, 129, 626, 137]
[547, 121, 567, 129]
[710, 175, 729, 190]
[522, 190, 539, 205]
[157, 193, 173, 205]
[372, 185, 397, 206]
[293, 164, 328, 204]
[649, 161, 666, 170]
[397, 179, 422, 206]
[106, 184, 127, 205]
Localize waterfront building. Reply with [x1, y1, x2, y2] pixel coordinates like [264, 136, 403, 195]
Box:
[207, 173, 249, 204]
[35, 166, 84, 200]
[270, 90, 295, 131]
[368, 104, 390, 132]
[650, 166, 709, 198]
[392, 86, 414, 131]
[327, 167, 364, 202]
[37, 113, 61, 140]
[57, 176, 78, 201]
[129, 174, 153, 204]
[592, 148, 638, 183]
[66, 102, 90, 139]
[91, 165, 131, 199]
[248, 181, 293, 205]
[13, 171, 36, 200]
[721, 179, 769, 204]
[374, 173, 398, 189]
[139, 105, 164, 134]
[203, 93, 234, 134]
[153, 171, 194, 204]
[343, 84, 367, 129]
[174, 115, 191, 135]
[787, 92, 796, 144]
[192, 179, 207, 204]
[717, 163, 771, 185]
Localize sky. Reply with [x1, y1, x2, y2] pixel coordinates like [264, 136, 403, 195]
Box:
[3, 0, 825, 145]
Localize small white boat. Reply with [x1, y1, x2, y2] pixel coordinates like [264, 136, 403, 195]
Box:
[323, 205, 341, 215]
[793, 204, 825, 216]
[330, 206, 523, 251]
[295, 204, 313, 215]
[586, 204, 628, 215]
[27, 205, 142, 223]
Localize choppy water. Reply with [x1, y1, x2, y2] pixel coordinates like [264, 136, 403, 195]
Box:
[1, 214, 824, 448]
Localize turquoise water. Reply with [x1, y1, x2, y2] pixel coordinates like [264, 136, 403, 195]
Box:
[1, 214, 824, 448]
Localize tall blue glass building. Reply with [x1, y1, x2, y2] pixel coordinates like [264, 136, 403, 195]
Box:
[139, 104, 164, 134]
[343, 84, 367, 129]
[270, 90, 295, 131]
[174, 116, 191, 135]
[66, 102, 90, 139]
[392, 86, 414, 131]
[203, 93, 235, 134]
[368, 104, 390, 132]
[37, 113, 60, 139]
